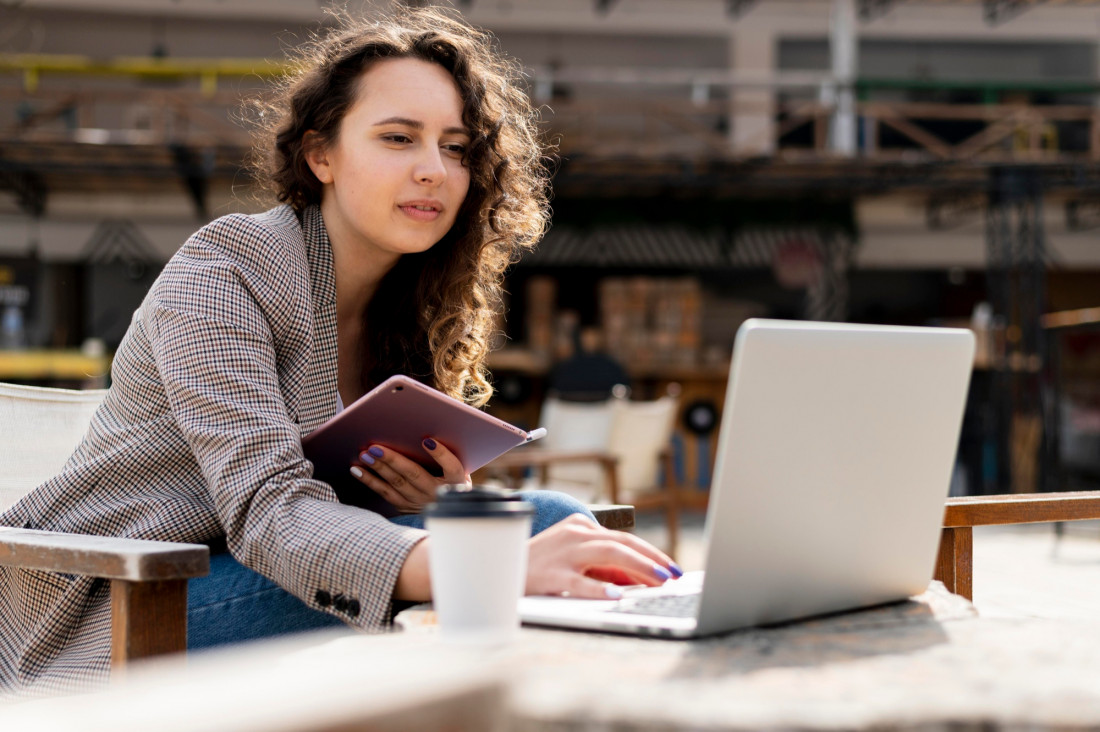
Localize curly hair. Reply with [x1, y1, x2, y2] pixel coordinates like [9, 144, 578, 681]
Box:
[249, 5, 550, 406]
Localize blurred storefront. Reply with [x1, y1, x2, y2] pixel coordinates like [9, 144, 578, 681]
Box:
[5, 0, 1100, 494]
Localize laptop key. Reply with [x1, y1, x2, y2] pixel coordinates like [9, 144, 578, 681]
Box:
[610, 593, 700, 618]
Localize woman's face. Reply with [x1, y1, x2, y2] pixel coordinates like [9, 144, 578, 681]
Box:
[306, 57, 472, 263]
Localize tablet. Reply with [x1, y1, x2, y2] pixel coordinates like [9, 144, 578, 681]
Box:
[302, 375, 543, 516]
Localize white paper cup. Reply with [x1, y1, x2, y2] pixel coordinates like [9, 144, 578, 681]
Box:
[424, 486, 534, 643]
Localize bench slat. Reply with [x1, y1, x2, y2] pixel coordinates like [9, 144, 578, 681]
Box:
[0, 527, 209, 581]
[588, 504, 635, 530]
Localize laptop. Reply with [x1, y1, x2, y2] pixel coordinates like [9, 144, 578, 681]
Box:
[518, 318, 975, 638]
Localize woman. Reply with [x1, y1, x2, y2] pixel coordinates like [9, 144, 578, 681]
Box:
[0, 6, 680, 694]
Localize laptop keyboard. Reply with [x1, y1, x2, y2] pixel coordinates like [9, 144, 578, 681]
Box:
[610, 592, 700, 618]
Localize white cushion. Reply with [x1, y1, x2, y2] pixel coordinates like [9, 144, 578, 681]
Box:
[607, 395, 678, 498]
[0, 382, 106, 512]
[535, 393, 678, 502]
[539, 397, 616, 499]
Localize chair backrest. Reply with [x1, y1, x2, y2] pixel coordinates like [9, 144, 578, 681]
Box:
[537, 388, 679, 502]
[538, 395, 617, 496]
[539, 396, 617, 452]
[607, 394, 679, 498]
[0, 382, 107, 512]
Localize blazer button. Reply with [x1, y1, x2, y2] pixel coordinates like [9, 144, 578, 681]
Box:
[315, 590, 333, 608]
[347, 599, 360, 618]
[333, 594, 349, 613]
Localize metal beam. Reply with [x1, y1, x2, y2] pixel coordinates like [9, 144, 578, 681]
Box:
[984, 166, 1048, 494]
[830, 0, 858, 157]
[983, 0, 1047, 26]
[0, 168, 46, 217]
[1064, 198, 1100, 231]
[926, 192, 984, 230]
[594, 0, 620, 15]
[857, 0, 905, 22]
[725, 0, 757, 19]
[169, 145, 210, 220]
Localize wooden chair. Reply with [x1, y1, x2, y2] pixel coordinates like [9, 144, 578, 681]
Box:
[0, 382, 210, 670]
[488, 386, 681, 556]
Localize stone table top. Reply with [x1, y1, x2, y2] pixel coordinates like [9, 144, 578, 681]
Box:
[396, 582, 1100, 731]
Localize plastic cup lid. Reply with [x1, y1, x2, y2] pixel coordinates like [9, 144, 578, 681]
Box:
[423, 485, 535, 519]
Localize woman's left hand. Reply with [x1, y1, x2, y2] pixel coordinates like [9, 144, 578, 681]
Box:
[349, 438, 470, 513]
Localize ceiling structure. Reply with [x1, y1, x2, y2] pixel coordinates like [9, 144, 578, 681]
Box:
[6, 0, 1100, 215]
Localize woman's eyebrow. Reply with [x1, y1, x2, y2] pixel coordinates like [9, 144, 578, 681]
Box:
[372, 116, 469, 136]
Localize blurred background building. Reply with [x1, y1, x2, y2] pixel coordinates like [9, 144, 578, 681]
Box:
[3, 0, 1100, 500]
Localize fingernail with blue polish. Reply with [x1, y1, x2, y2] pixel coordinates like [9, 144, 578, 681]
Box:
[423, 438, 437, 450]
[669, 562, 684, 579]
[605, 585, 623, 600]
[350, 466, 364, 479]
[368, 446, 384, 458]
[358, 452, 375, 466]
[653, 565, 672, 581]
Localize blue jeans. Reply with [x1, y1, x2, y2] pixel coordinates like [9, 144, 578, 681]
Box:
[186, 490, 594, 651]
[387, 490, 595, 533]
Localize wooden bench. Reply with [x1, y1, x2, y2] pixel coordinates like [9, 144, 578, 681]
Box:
[0, 506, 634, 671]
[0, 380, 636, 673]
[934, 490, 1100, 600]
[0, 528, 210, 666]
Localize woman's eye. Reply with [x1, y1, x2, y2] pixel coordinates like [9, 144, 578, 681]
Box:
[382, 133, 412, 144]
[443, 143, 467, 155]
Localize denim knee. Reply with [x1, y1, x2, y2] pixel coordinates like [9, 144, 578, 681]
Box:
[390, 490, 594, 536]
[516, 490, 596, 535]
[187, 552, 344, 651]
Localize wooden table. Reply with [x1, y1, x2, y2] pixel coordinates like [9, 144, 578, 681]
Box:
[0, 631, 508, 731]
[12, 583, 1100, 731]
[395, 582, 1100, 730]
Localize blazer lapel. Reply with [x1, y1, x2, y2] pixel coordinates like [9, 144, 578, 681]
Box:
[297, 205, 340, 435]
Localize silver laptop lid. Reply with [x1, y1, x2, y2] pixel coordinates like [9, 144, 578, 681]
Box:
[695, 319, 974, 635]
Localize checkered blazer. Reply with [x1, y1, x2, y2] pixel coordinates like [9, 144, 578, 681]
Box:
[0, 205, 426, 695]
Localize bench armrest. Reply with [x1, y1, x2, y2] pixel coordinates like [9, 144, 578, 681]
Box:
[587, 505, 635, 530]
[944, 491, 1100, 527]
[0, 528, 210, 666]
[937, 490, 1100, 602]
[0, 527, 209, 581]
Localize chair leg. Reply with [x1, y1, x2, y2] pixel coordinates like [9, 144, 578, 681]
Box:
[111, 578, 189, 668]
[665, 488, 680, 561]
[659, 451, 680, 560]
[601, 458, 621, 506]
[933, 527, 973, 601]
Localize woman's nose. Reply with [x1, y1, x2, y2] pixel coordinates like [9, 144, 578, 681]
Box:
[414, 146, 447, 185]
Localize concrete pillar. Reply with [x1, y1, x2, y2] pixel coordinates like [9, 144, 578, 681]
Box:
[729, 29, 776, 157]
[829, 0, 858, 156]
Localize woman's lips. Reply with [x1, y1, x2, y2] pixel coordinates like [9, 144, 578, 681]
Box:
[398, 204, 442, 222]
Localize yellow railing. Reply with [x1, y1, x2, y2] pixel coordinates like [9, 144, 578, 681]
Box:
[0, 53, 292, 95]
[0, 349, 111, 383]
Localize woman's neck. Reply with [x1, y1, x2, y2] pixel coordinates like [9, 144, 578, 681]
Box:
[325, 215, 401, 404]
[332, 245, 397, 325]
[322, 201, 401, 323]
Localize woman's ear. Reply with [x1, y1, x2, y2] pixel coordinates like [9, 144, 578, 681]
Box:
[303, 131, 334, 185]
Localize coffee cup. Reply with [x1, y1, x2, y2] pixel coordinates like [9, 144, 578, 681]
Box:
[423, 485, 534, 643]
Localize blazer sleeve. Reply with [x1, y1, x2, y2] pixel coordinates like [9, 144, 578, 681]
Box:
[144, 215, 425, 630]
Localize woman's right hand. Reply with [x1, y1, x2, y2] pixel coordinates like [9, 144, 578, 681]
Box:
[524, 515, 682, 600]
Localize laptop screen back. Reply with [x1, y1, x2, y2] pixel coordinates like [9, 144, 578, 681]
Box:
[695, 319, 974, 634]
